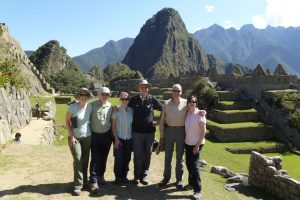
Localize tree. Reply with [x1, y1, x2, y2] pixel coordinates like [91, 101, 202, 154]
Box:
[188, 78, 217, 109]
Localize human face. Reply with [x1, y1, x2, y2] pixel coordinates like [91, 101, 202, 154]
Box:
[138, 85, 149, 96]
[78, 93, 89, 102]
[99, 92, 110, 102]
[172, 87, 182, 99]
[120, 96, 129, 106]
[188, 98, 197, 111]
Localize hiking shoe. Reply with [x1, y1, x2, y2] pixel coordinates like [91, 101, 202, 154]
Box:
[98, 176, 107, 185]
[176, 180, 184, 190]
[132, 178, 139, 184]
[73, 188, 81, 196]
[183, 184, 193, 191]
[140, 177, 149, 185]
[158, 178, 169, 188]
[90, 183, 100, 194]
[122, 177, 130, 184]
[192, 192, 202, 200]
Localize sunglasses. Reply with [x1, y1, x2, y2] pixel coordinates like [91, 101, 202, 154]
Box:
[120, 98, 129, 101]
[79, 93, 89, 97]
[101, 93, 110, 96]
[172, 90, 181, 93]
[188, 101, 197, 104]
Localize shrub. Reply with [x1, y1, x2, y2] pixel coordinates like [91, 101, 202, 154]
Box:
[0, 59, 28, 89]
[288, 110, 300, 132]
[188, 79, 217, 109]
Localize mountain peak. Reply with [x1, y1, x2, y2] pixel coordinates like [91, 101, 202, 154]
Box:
[123, 8, 209, 79]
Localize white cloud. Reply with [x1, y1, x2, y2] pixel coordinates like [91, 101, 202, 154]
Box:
[204, 5, 215, 13]
[252, 0, 300, 28]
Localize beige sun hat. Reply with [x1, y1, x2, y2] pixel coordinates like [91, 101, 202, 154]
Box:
[76, 87, 92, 98]
[135, 79, 152, 89]
[98, 87, 111, 95]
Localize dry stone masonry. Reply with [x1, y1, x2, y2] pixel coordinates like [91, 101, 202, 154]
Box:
[0, 85, 31, 144]
[249, 151, 300, 200]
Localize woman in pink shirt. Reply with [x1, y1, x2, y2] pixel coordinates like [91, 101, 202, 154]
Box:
[184, 96, 206, 200]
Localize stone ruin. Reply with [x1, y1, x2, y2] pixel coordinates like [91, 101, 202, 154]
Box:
[249, 151, 300, 200]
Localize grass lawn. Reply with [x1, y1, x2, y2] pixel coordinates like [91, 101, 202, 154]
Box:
[207, 120, 268, 129]
[214, 109, 257, 114]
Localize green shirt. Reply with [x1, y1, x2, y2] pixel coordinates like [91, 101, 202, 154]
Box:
[89, 100, 112, 134]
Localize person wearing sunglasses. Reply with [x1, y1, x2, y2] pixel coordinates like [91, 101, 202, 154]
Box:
[158, 84, 206, 190]
[89, 86, 113, 194]
[111, 92, 133, 185]
[184, 96, 207, 200]
[65, 87, 92, 196]
[128, 79, 163, 185]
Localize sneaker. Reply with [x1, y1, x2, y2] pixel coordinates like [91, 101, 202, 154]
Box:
[73, 188, 81, 196]
[132, 178, 139, 184]
[98, 176, 107, 185]
[183, 184, 193, 191]
[158, 178, 169, 188]
[122, 177, 130, 184]
[90, 183, 100, 194]
[140, 177, 149, 185]
[192, 192, 202, 200]
[176, 180, 184, 190]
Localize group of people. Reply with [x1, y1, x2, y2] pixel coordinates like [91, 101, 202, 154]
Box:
[65, 79, 207, 200]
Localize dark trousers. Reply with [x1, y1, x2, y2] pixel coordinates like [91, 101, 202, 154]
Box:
[89, 130, 113, 183]
[133, 132, 155, 179]
[114, 138, 132, 179]
[185, 144, 204, 193]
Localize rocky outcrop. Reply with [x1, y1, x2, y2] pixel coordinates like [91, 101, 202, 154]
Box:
[29, 40, 79, 77]
[0, 85, 32, 144]
[123, 8, 209, 79]
[0, 23, 48, 95]
[249, 151, 300, 200]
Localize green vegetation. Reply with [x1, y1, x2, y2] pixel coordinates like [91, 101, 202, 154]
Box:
[189, 79, 217, 109]
[207, 120, 267, 129]
[288, 109, 300, 132]
[104, 63, 143, 83]
[47, 67, 93, 94]
[214, 109, 257, 114]
[89, 65, 104, 80]
[0, 59, 28, 89]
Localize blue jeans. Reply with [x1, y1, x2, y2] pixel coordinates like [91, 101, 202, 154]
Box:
[185, 144, 204, 193]
[89, 130, 113, 183]
[114, 138, 132, 179]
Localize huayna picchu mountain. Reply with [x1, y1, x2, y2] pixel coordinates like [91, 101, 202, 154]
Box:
[29, 40, 79, 77]
[122, 8, 210, 79]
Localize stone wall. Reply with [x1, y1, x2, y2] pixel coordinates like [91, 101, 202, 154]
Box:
[0, 85, 31, 144]
[249, 151, 300, 200]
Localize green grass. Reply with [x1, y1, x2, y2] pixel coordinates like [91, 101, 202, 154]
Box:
[214, 109, 257, 114]
[29, 97, 54, 110]
[207, 120, 268, 129]
[223, 141, 282, 150]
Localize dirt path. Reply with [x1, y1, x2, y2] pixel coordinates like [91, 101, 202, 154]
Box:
[17, 118, 52, 145]
[0, 119, 261, 200]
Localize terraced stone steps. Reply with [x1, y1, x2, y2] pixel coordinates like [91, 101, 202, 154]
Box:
[217, 90, 240, 101]
[207, 120, 274, 142]
[217, 101, 253, 110]
[212, 109, 259, 123]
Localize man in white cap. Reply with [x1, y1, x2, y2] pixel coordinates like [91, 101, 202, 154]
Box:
[128, 79, 163, 185]
[89, 86, 113, 194]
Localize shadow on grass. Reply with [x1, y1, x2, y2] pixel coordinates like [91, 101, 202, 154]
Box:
[89, 181, 191, 199]
[235, 185, 283, 200]
[0, 181, 191, 199]
[0, 182, 73, 197]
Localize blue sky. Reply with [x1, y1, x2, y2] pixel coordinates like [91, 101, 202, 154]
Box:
[1, 0, 300, 57]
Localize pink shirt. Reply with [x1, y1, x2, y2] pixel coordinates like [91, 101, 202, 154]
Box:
[185, 109, 207, 145]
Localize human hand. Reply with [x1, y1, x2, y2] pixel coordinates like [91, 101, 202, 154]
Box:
[193, 145, 199, 155]
[68, 136, 77, 148]
[152, 121, 159, 127]
[114, 138, 121, 150]
[159, 137, 164, 145]
[199, 110, 207, 116]
[112, 106, 119, 113]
